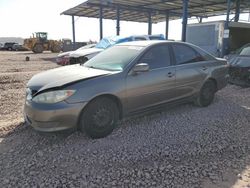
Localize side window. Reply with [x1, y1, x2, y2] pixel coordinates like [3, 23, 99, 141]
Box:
[134, 37, 147, 41]
[172, 44, 202, 65]
[192, 46, 216, 61]
[139, 45, 171, 69]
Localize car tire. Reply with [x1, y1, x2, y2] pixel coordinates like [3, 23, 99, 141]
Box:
[195, 80, 216, 107]
[32, 44, 43, 53]
[79, 97, 119, 139]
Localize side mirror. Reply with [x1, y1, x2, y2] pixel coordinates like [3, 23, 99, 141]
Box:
[133, 63, 149, 73]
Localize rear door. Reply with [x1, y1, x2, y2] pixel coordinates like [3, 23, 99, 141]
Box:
[171, 43, 210, 99]
[126, 44, 176, 113]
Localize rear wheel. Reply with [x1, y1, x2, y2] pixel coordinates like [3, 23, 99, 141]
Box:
[79, 97, 119, 139]
[32, 44, 43, 53]
[51, 45, 61, 53]
[195, 80, 216, 107]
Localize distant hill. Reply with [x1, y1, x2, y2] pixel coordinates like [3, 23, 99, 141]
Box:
[0, 37, 24, 45]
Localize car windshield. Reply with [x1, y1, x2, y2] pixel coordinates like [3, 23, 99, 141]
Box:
[240, 47, 250, 56]
[84, 45, 144, 71]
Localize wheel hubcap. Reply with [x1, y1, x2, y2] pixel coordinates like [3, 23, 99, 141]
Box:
[93, 107, 112, 128]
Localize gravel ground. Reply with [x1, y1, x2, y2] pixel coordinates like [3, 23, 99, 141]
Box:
[0, 51, 250, 188]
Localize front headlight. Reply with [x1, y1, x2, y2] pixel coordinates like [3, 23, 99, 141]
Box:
[32, 90, 76, 104]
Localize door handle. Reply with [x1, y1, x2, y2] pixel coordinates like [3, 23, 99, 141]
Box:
[167, 72, 174, 78]
[202, 66, 207, 71]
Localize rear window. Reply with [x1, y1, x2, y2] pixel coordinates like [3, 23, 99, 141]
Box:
[134, 37, 147, 41]
[149, 36, 163, 40]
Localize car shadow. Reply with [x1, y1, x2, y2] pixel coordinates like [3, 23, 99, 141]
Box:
[0, 94, 250, 187]
[40, 57, 57, 63]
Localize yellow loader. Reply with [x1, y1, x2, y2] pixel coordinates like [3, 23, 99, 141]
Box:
[23, 32, 61, 53]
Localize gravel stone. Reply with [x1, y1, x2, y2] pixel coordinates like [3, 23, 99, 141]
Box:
[0, 51, 250, 187]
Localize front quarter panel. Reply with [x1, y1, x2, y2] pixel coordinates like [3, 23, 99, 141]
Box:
[210, 59, 229, 90]
[65, 72, 126, 104]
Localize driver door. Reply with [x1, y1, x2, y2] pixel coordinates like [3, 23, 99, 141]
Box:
[125, 44, 176, 113]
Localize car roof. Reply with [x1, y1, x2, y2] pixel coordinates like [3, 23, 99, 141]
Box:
[116, 40, 182, 47]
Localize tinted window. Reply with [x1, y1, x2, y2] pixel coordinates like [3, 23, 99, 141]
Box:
[139, 45, 171, 69]
[172, 44, 201, 65]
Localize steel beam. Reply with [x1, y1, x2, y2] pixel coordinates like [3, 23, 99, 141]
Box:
[116, 7, 120, 35]
[226, 0, 231, 28]
[235, 0, 241, 22]
[222, 0, 231, 57]
[72, 16, 76, 50]
[199, 17, 203, 23]
[99, 6, 103, 40]
[165, 11, 169, 40]
[181, 0, 189, 42]
[86, 2, 183, 18]
[148, 12, 152, 35]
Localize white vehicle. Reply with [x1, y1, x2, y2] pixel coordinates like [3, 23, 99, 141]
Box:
[56, 44, 96, 65]
[57, 34, 165, 66]
[69, 47, 103, 64]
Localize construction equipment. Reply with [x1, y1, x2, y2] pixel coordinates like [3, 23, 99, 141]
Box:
[23, 32, 61, 53]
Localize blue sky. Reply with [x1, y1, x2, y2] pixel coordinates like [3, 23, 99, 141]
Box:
[0, 0, 249, 42]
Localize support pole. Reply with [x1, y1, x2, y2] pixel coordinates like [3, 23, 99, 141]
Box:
[235, 0, 240, 22]
[199, 17, 203, 23]
[116, 8, 120, 36]
[72, 16, 76, 50]
[222, 0, 231, 57]
[165, 11, 169, 40]
[99, 6, 103, 40]
[148, 12, 152, 35]
[181, 0, 189, 42]
[226, 0, 231, 28]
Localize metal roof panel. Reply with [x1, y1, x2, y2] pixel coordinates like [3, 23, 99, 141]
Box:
[61, 0, 250, 23]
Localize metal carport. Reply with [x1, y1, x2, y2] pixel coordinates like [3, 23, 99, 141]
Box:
[62, 0, 250, 50]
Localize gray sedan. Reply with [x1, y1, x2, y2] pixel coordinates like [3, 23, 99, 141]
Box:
[24, 41, 229, 138]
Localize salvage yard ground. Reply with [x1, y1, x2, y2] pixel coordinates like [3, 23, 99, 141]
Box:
[0, 51, 250, 187]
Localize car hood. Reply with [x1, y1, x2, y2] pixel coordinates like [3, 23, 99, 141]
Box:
[70, 48, 103, 58]
[27, 65, 112, 92]
[229, 56, 250, 68]
[57, 51, 72, 58]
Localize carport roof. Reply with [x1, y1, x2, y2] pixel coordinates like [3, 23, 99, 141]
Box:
[61, 0, 250, 23]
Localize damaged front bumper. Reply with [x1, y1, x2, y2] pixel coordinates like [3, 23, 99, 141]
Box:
[229, 67, 250, 87]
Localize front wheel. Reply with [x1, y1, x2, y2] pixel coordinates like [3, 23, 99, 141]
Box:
[32, 44, 43, 53]
[79, 97, 119, 139]
[195, 80, 216, 107]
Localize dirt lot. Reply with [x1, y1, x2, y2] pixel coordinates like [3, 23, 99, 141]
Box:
[0, 51, 250, 187]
